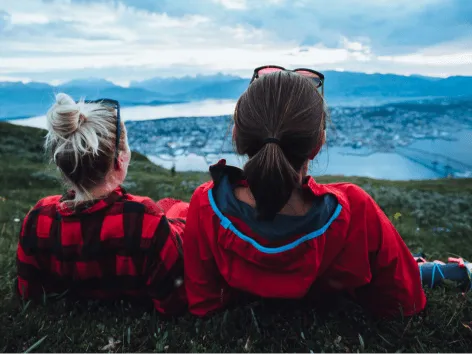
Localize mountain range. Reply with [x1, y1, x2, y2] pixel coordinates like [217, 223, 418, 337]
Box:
[1, 72, 472, 120]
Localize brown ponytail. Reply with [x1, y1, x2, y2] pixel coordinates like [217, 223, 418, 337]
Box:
[234, 71, 326, 220]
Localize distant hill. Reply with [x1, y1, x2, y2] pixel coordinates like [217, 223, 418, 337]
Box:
[1, 71, 472, 120]
[130, 71, 472, 102]
[130, 73, 243, 96]
[0, 82, 56, 120]
[172, 78, 250, 100]
[322, 72, 472, 99]
[0, 79, 180, 120]
[58, 78, 117, 90]
[56, 78, 175, 106]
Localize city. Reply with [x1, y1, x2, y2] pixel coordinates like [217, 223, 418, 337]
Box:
[126, 97, 472, 160]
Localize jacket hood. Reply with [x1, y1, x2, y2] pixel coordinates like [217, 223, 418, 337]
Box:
[208, 160, 341, 256]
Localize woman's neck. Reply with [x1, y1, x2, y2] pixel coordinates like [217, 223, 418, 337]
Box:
[74, 177, 121, 202]
[234, 186, 312, 217]
[89, 182, 120, 200]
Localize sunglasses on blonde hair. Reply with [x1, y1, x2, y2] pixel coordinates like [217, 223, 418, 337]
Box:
[82, 98, 121, 168]
[250, 65, 325, 96]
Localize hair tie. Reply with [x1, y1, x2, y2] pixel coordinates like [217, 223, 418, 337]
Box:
[263, 137, 281, 146]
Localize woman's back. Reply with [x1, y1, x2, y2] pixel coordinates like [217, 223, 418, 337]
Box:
[17, 94, 187, 315]
[183, 70, 426, 318]
[184, 161, 425, 317]
[18, 188, 184, 301]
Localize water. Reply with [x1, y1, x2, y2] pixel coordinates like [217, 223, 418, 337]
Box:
[148, 147, 442, 180]
[8, 99, 472, 180]
[145, 129, 472, 180]
[409, 130, 472, 164]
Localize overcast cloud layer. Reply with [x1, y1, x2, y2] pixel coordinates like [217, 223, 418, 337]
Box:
[0, 0, 471, 84]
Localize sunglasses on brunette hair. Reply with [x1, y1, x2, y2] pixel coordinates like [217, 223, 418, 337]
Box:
[82, 98, 121, 168]
[250, 65, 325, 95]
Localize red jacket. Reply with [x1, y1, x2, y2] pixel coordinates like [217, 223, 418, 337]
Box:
[17, 187, 187, 315]
[184, 161, 426, 317]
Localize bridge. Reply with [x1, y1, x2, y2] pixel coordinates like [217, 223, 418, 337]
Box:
[395, 146, 472, 178]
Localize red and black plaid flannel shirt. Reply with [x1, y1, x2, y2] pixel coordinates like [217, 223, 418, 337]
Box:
[17, 186, 187, 315]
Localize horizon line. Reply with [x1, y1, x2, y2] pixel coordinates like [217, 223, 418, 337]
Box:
[1, 69, 470, 88]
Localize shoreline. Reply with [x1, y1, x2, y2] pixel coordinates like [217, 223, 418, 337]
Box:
[6, 98, 472, 181]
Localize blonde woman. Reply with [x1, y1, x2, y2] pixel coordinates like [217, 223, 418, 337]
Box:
[17, 93, 187, 315]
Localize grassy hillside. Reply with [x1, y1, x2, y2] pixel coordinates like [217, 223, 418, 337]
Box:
[0, 122, 471, 352]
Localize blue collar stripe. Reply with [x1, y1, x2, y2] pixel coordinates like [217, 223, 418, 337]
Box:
[207, 189, 342, 254]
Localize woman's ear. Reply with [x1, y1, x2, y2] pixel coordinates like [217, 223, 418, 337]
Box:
[116, 150, 131, 171]
[115, 155, 124, 171]
[309, 130, 326, 160]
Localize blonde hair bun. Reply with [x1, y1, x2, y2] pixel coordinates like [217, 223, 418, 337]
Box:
[46, 92, 84, 138]
[45, 93, 116, 164]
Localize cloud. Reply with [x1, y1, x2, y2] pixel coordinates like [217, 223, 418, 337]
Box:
[10, 12, 49, 25]
[379, 52, 472, 67]
[0, 10, 10, 31]
[94, 0, 471, 53]
[0, 0, 471, 83]
[212, 0, 247, 10]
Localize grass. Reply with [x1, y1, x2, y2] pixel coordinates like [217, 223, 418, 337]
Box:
[1, 121, 472, 352]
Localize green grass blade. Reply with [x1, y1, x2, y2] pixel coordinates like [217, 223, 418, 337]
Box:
[24, 335, 48, 353]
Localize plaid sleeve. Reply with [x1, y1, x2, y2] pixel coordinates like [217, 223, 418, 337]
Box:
[17, 204, 44, 299]
[144, 213, 187, 315]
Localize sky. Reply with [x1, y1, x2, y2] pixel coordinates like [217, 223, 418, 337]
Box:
[0, 0, 471, 85]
